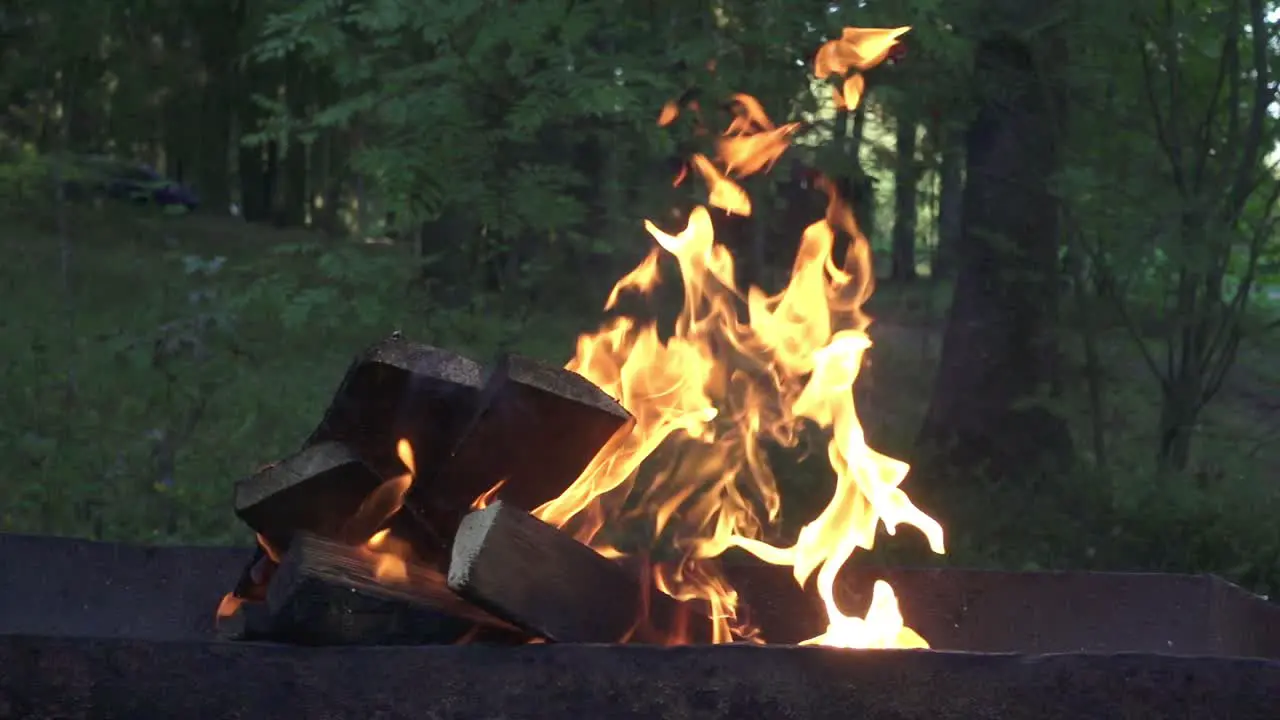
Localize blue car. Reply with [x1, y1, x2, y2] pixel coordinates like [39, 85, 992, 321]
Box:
[76, 156, 200, 211]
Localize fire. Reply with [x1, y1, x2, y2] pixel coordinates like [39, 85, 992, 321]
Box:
[361, 439, 416, 581]
[533, 25, 944, 648]
[367, 527, 409, 581]
[814, 27, 908, 110]
[215, 592, 242, 621]
[471, 479, 507, 510]
[255, 533, 281, 563]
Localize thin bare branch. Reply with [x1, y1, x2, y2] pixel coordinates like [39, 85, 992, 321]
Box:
[1224, 0, 1272, 221]
[1190, 0, 1240, 191]
[1204, 179, 1280, 397]
[1202, 327, 1241, 406]
[1219, 11, 1244, 191]
[1082, 235, 1170, 389]
[1160, 0, 1188, 188]
[1137, 41, 1187, 194]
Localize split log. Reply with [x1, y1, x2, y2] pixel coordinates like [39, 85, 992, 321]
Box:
[409, 353, 634, 545]
[267, 533, 524, 646]
[233, 442, 385, 551]
[306, 334, 485, 482]
[448, 501, 713, 644]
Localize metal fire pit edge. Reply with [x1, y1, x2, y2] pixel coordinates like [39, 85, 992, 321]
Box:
[2, 532, 1277, 656]
[2, 533, 1279, 720]
[2, 635, 1279, 720]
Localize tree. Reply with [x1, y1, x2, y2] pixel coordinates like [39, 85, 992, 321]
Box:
[1066, 0, 1278, 473]
[890, 104, 920, 281]
[910, 4, 1074, 512]
[932, 129, 964, 280]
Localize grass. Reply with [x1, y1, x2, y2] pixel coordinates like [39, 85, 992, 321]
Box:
[2, 204, 1277, 595]
[0, 206, 591, 545]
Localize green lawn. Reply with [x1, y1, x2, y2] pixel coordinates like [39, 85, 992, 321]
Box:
[2, 205, 1276, 595]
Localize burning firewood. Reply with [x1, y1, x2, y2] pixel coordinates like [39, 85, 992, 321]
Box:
[233, 441, 386, 552]
[266, 532, 525, 646]
[448, 501, 713, 644]
[305, 334, 485, 483]
[407, 353, 635, 547]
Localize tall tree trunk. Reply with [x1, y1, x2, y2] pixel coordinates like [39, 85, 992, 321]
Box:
[62, 58, 96, 153]
[195, 4, 238, 214]
[847, 105, 876, 239]
[276, 56, 310, 227]
[277, 143, 308, 227]
[309, 73, 349, 236]
[891, 109, 919, 281]
[910, 26, 1073, 516]
[237, 61, 277, 222]
[933, 128, 964, 279]
[1157, 368, 1199, 473]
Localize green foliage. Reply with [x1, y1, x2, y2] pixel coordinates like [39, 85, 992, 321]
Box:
[0, 147, 48, 210]
[251, 0, 683, 239]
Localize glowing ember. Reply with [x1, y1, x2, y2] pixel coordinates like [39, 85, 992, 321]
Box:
[533, 25, 944, 648]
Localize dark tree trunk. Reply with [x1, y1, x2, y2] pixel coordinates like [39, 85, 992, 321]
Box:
[262, 140, 280, 220]
[891, 110, 919, 281]
[276, 56, 310, 227]
[933, 129, 964, 279]
[237, 57, 279, 223]
[847, 105, 876, 240]
[194, 2, 240, 214]
[277, 144, 308, 227]
[421, 206, 482, 297]
[238, 144, 270, 222]
[238, 133, 267, 223]
[163, 89, 195, 189]
[312, 131, 347, 236]
[909, 29, 1073, 515]
[310, 75, 350, 236]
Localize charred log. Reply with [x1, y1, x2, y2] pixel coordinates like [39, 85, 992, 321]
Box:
[306, 335, 484, 483]
[407, 353, 634, 550]
[233, 442, 386, 552]
[448, 501, 713, 644]
[265, 533, 524, 646]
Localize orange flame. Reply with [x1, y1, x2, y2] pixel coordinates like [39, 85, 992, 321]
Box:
[815, 27, 906, 111]
[471, 479, 507, 510]
[360, 439, 417, 582]
[657, 101, 680, 127]
[255, 533, 281, 563]
[814, 27, 911, 78]
[719, 93, 801, 178]
[396, 438, 415, 475]
[366, 527, 409, 581]
[534, 25, 941, 648]
[215, 592, 242, 621]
